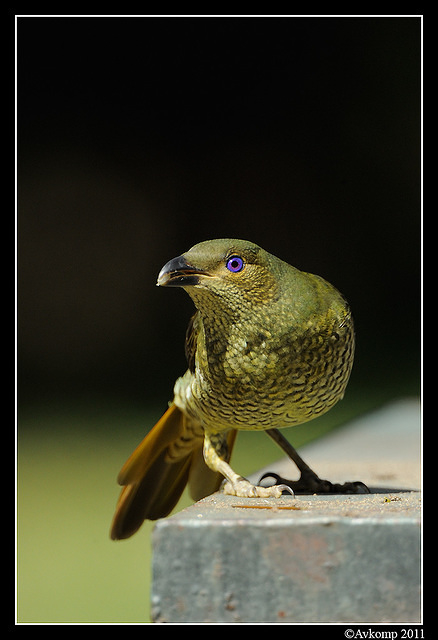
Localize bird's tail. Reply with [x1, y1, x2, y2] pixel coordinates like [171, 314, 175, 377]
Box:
[110, 403, 235, 539]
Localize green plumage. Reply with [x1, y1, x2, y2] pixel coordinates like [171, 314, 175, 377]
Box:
[111, 239, 356, 539]
[171, 239, 354, 433]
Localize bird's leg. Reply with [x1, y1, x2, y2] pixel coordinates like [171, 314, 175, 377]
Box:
[204, 431, 294, 498]
[261, 428, 369, 494]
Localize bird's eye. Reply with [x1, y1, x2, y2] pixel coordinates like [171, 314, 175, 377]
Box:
[226, 255, 245, 273]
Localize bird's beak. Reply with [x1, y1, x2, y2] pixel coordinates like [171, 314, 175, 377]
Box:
[157, 255, 210, 287]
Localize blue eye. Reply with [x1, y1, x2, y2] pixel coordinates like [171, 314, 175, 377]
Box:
[226, 255, 245, 273]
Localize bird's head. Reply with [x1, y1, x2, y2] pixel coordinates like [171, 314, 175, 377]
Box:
[157, 239, 285, 312]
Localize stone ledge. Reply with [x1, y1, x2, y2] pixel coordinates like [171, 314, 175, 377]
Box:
[151, 492, 420, 623]
[151, 399, 421, 623]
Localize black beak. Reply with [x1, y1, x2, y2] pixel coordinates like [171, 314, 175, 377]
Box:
[157, 255, 208, 287]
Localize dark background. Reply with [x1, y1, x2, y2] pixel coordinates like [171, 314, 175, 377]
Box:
[16, 15, 421, 624]
[18, 16, 421, 410]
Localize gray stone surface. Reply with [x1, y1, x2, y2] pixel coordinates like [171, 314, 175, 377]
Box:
[151, 398, 422, 623]
[252, 397, 421, 493]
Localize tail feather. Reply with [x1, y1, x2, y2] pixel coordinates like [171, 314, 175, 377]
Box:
[110, 404, 236, 540]
[116, 403, 185, 486]
[111, 451, 192, 539]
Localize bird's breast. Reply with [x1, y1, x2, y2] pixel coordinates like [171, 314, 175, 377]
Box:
[176, 313, 355, 433]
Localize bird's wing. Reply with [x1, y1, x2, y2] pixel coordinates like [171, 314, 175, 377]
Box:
[111, 403, 199, 539]
[183, 310, 238, 500]
[111, 311, 239, 539]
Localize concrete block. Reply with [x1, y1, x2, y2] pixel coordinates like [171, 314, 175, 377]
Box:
[151, 400, 421, 623]
[151, 492, 420, 623]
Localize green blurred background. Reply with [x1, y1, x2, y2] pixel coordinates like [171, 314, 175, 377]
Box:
[17, 16, 421, 623]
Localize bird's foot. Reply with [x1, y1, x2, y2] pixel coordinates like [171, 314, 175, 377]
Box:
[259, 470, 370, 495]
[223, 476, 294, 498]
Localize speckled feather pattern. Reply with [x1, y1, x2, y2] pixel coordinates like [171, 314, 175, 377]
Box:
[172, 240, 355, 436]
[110, 239, 357, 536]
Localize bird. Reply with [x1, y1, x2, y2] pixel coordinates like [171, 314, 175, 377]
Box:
[110, 238, 367, 540]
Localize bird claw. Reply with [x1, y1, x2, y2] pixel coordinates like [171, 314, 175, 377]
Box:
[259, 471, 370, 495]
[273, 483, 295, 496]
[223, 478, 294, 498]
